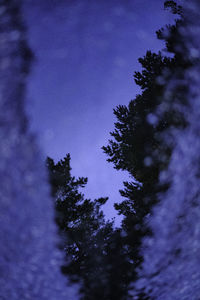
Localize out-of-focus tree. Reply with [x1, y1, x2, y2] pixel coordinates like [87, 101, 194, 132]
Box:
[0, 0, 77, 299]
[133, 0, 200, 298]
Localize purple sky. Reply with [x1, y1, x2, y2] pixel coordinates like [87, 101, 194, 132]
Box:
[23, 0, 174, 223]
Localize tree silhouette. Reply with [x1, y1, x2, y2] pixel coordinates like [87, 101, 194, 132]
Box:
[102, 1, 185, 295]
[47, 154, 131, 299]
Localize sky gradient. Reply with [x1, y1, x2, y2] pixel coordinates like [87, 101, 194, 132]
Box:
[23, 0, 174, 222]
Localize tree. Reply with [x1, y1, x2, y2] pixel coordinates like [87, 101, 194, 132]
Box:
[133, 1, 200, 298]
[47, 154, 131, 299]
[0, 0, 77, 299]
[102, 1, 185, 295]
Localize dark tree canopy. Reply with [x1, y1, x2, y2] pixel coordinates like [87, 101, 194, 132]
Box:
[46, 1, 196, 299]
[46, 2, 187, 299]
[102, 2, 187, 297]
[46, 154, 131, 299]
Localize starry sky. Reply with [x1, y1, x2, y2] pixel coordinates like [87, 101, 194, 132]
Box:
[22, 0, 174, 222]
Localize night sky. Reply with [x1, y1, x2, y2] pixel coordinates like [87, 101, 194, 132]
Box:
[22, 0, 174, 222]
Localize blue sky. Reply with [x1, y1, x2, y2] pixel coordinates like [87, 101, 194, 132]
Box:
[23, 0, 174, 223]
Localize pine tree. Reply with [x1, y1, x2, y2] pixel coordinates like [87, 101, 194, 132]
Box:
[102, 1, 184, 295]
[47, 154, 131, 299]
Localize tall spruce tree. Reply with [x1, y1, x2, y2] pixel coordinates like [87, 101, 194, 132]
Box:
[46, 154, 131, 299]
[47, 2, 185, 299]
[47, 154, 109, 297]
[102, 1, 184, 295]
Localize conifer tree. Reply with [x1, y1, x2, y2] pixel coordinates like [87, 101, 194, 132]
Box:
[47, 155, 131, 299]
[102, 1, 184, 294]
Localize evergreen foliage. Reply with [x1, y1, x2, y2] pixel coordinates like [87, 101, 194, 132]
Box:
[46, 2, 189, 299]
[45, 1, 200, 299]
[102, 1, 186, 295]
[46, 155, 131, 299]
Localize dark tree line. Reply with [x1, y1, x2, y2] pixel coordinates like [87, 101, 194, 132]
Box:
[46, 1, 192, 299]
